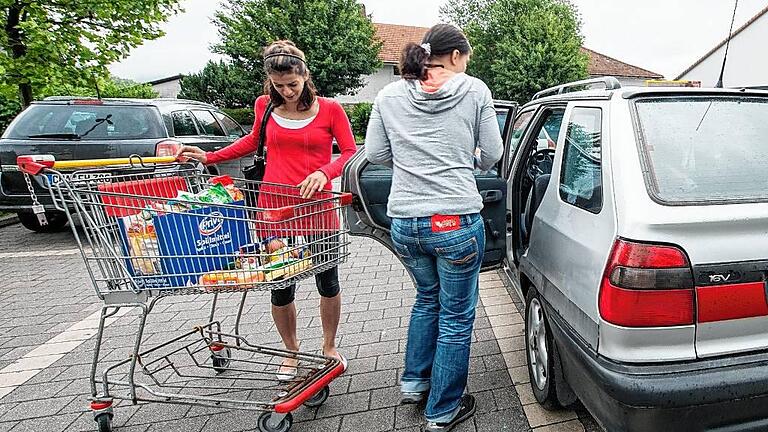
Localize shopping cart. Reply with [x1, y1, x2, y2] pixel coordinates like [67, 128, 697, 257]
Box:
[17, 155, 353, 432]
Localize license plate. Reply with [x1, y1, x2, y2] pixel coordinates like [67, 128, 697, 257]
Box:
[44, 172, 112, 186]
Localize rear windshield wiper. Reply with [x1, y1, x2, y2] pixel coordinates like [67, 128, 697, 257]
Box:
[27, 133, 81, 140]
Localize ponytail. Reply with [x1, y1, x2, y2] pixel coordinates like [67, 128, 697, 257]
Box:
[399, 24, 472, 81]
[400, 43, 430, 80]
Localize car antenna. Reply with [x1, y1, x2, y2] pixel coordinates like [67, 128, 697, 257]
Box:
[716, 0, 739, 88]
[92, 71, 102, 100]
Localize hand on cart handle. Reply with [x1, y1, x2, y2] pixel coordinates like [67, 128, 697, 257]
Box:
[298, 171, 328, 199]
[176, 145, 208, 164]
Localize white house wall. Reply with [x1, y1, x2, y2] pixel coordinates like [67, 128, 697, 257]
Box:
[336, 64, 400, 104]
[152, 79, 182, 98]
[679, 11, 768, 87]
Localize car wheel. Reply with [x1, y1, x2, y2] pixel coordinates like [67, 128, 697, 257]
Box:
[17, 210, 69, 233]
[525, 288, 563, 410]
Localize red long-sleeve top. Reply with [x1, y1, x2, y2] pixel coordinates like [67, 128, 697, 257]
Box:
[206, 95, 357, 189]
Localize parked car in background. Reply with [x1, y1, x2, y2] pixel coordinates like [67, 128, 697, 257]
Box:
[344, 77, 768, 431]
[0, 97, 248, 232]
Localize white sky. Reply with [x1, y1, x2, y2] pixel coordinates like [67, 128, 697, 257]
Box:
[109, 0, 768, 83]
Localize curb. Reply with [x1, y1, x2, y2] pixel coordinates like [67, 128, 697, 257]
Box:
[0, 214, 19, 228]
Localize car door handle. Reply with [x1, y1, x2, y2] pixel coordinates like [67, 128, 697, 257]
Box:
[480, 190, 503, 203]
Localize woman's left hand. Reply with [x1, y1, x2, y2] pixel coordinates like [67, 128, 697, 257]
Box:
[298, 171, 328, 199]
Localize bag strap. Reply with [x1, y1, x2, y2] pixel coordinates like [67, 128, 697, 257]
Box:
[255, 101, 274, 161]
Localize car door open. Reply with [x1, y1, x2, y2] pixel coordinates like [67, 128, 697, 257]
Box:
[342, 102, 517, 271]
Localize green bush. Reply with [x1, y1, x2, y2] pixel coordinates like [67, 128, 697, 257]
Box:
[0, 94, 23, 135]
[345, 102, 372, 142]
[222, 107, 255, 127]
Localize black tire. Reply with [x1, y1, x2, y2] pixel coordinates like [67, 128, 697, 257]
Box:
[17, 210, 68, 233]
[524, 288, 563, 410]
[95, 413, 113, 432]
[257, 411, 293, 432]
[303, 385, 329, 408]
[211, 347, 231, 374]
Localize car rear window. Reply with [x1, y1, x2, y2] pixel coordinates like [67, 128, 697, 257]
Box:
[4, 104, 165, 140]
[634, 96, 768, 204]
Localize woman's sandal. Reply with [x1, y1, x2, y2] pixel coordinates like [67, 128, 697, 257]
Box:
[275, 358, 299, 381]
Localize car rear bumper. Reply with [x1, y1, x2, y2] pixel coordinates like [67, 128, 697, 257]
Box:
[0, 171, 55, 211]
[545, 301, 768, 432]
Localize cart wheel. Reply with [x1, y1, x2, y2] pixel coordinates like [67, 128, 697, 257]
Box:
[257, 412, 293, 432]
[95, 413, 113, 432]
[303, 385, 329, 408]
[211, 347, 232, 373]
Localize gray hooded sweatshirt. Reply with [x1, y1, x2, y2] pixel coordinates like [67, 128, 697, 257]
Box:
[365, 73, 504, 218]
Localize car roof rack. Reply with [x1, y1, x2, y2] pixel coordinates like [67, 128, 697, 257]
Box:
[532, 77, 622, 100]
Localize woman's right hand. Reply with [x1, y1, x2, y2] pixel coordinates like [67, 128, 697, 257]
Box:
[176, 145, 208, 164]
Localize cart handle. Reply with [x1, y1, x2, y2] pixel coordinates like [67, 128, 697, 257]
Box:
[17, 154, 178, 175]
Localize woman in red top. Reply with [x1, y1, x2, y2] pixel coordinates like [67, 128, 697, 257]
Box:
[178, 40, 357, 377]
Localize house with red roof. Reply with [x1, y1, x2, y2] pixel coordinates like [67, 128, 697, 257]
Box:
[337, 22, 663, 103]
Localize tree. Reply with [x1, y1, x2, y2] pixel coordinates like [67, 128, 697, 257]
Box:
[0, 76, 158, 133]
[1, 0, 182, 107]
[213, 0, 382, 98]
[178, 60, 261, 108]
[441, 0, 589, 102]
[54, 76, 160, 99]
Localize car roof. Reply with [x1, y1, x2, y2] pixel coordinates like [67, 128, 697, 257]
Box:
[37, 97, 218, 111]
[519, 77, 768, 110]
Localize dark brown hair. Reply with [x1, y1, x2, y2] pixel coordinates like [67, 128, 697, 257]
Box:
[263, 40, 317, 111]
[400, 24, 472, 80]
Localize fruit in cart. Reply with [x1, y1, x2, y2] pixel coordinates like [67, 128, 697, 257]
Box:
[265, 238, 286, 254]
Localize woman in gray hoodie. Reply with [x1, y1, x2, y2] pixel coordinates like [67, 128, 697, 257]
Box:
[365, 24, 503, 432]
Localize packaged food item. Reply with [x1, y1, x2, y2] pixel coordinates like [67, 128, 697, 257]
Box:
[238, 243, 262, 270]
[210, 175, 244, 202]
[123, 217, 161, 275]
[262, 257, 312, 282]
[199, 269, 265, 291]
[201, 183, 233, 204]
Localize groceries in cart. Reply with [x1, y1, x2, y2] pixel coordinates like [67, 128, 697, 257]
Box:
[115, 175, 252, 290]
[199, 236, 314, 291]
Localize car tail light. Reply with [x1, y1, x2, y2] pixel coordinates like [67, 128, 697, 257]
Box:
[598, 239, 695, 327]
[155, 140, 182, 157]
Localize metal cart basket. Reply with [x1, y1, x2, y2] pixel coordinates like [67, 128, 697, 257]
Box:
[17, 155, 352, 432]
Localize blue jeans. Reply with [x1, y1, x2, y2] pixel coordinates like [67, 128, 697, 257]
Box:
[391, 214, 485, 423]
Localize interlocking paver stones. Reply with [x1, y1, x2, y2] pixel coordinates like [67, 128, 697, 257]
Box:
[0, 221, 601, 431]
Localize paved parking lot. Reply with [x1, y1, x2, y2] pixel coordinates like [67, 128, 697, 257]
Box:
[0, 220, 598, 432]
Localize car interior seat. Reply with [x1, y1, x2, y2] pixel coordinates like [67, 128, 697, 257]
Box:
[525, 173, 551, 238]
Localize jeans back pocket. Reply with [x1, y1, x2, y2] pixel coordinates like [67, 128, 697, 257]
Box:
[435, 237, 479, 271]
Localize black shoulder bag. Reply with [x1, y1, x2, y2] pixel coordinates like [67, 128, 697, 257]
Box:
[242, 101, 274, 181]
[242, 101, 274, 206]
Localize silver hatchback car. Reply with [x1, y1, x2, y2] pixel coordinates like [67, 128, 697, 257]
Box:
[343, 78, 768, 431]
